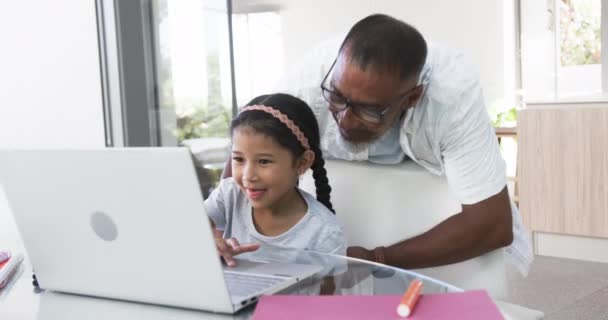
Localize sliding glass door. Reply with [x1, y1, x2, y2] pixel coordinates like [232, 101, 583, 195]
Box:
[97, 0, 234, 195]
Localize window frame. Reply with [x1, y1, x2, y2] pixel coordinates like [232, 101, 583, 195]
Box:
[96, 0, 237, 147]
[520, 0, 608, 103]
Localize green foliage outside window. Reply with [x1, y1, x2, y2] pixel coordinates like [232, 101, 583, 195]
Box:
[170, 53, 231, 142]
[175, 107, 230, 141]
[559, 0, 601, 66]
[491, 107, 518, 128]
[489, 100, 518, 128]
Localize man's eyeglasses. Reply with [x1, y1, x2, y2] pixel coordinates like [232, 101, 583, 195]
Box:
[320, 58, 419, 124]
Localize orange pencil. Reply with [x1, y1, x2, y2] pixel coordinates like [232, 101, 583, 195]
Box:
[397, 278, 423, 317]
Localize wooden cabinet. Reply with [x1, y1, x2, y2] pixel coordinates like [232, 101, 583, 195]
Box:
[518, 104, 608, 238]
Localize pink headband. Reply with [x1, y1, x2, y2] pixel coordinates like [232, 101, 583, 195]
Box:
[240, 104, 311, 150]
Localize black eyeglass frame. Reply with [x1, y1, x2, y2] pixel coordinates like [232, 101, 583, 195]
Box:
[319, 58, 419, 124]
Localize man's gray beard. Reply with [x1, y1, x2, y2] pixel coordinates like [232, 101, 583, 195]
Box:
[335, 132, 370, 151]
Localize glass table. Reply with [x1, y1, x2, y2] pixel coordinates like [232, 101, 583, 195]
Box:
[0, 245, 461, 320]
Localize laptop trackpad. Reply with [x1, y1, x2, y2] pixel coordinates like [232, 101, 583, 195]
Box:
[227, 259, 322, 280]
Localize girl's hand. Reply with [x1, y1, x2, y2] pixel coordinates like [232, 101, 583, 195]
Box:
[213, 230, 260, 267]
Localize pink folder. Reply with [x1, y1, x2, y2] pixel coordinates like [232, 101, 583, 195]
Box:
[252, 290, 504, 320]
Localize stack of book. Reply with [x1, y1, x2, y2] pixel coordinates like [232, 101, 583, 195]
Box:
[0, 249, 23, 289]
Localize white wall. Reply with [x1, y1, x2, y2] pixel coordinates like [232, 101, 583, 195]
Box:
[236, 0, 517, 108]
[0, 0, 105, 238]
[519, 0, 557, 101]
[0, 0, 106, 149]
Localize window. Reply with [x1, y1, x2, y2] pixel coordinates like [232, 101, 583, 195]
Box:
[98, 0, 234, 196]
[151, 0, 233, 196]
[558, 0, 602, 96]
[520, 0, 607, 101]
[99, 0, 234, 147]
[232, 11, 284, 107]
[152, 0, 233, 145]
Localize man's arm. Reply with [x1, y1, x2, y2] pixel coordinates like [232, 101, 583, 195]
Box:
[348, 186, 513, 268]
[348, 71, 513, 267]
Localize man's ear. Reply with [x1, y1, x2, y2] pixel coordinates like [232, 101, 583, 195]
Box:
[297, 150, 316, 175]
[402, 85, 424, 110]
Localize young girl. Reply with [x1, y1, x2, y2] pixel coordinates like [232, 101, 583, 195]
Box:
[204, 93, 346, 266]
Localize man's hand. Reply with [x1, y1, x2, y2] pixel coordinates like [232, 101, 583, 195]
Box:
[213, 230, 259, 267]
[346, 246, 374, 262]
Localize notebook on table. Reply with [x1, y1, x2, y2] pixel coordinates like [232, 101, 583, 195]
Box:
[252, 290, 504, 320]
[0, 249, 24, 289]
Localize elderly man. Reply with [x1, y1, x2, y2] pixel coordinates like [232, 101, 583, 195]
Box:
[225, 13, 532, 275]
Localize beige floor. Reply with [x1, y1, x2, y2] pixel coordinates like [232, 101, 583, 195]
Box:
[507, 255, 608, 320]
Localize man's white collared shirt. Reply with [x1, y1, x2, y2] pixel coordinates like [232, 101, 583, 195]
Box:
[278, 40, 533, 275]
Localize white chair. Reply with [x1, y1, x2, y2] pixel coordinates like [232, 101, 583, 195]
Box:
[301, 159, 508, 299]
[302, 159, 545, 319]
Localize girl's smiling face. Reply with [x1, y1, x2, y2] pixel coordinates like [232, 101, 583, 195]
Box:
[231, 126, 310, 211]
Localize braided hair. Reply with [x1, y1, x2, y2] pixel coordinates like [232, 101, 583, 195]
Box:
[231, 93, 335, 214]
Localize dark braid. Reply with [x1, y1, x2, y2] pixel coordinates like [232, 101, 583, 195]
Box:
[232, 93, 335, 214]
[311, 145, 335, 214]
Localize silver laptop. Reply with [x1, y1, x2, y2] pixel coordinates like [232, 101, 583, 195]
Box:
[0, 148, 322, 314]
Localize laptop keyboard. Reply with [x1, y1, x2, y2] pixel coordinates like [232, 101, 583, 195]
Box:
[224, 271, 289, 299]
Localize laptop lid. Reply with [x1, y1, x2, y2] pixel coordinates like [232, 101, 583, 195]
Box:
[0, 148, 235, 313]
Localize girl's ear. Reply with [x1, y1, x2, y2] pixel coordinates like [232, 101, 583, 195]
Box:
[296, 150, 316, 175]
